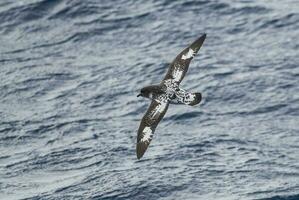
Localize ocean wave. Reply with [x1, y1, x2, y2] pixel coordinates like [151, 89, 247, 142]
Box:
[1, 0, 299, 199]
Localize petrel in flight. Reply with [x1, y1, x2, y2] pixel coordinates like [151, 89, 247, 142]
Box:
[136, 34, 207, 159]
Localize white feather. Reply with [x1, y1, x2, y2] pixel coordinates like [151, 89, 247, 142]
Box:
[151, 101, 167, 117]
[181, 48, 195, 60]
[173, 69, 183, 82]
[141, 127, 153, 142]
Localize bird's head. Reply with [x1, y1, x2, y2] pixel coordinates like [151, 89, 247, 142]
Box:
[137, 87, 151, 98]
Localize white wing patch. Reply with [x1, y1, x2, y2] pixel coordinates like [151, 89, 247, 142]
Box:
[163, 79, 179, 91]
[141, 126, 153, 142]
[181, 48, 195, 60]
[173, 68, 183, 82]
[150, 101, 168, 118]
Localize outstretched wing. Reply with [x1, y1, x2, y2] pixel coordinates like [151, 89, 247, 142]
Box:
[163, 34, 206, 84]
[136, 97, 169, 159]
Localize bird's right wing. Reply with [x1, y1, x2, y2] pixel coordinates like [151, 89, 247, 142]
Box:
[163, 34, 206, 84]
[136, 97, 169, 159]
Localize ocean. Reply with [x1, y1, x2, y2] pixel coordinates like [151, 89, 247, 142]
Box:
[0, 0, 299, 199]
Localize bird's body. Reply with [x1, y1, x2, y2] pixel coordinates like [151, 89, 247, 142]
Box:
[140, 81, 201, 106]
[136, 34, 207, 159]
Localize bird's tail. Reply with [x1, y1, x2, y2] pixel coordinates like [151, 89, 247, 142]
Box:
[170, 90, 202, 106]
[187, 92, 202, 106]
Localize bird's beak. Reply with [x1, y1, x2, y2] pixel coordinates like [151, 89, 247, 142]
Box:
[137, 93, 141, 97]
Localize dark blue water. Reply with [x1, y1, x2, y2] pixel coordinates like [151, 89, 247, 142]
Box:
[1, 0, 299, 199]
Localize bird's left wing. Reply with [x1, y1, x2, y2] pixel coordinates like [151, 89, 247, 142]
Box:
[136, 97, 169, 159]
[163, 34, 206, 84]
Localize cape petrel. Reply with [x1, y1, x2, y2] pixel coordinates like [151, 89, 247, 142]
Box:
[136, 34, 206, 159]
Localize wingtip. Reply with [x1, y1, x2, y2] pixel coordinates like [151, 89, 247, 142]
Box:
[199, 33, 207, 41]
[189, 92, 202, 106]
[136, 152, 144, 160]
[136, 142, 146, 160]
[190, 33, 206, 52]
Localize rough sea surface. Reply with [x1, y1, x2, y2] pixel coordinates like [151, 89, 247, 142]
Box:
[1, 0, 299, 199]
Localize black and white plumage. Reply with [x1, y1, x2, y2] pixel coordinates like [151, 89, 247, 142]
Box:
[136, 34, 206, 159]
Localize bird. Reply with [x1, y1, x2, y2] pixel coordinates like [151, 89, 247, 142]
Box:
[136, 34, 207, 159]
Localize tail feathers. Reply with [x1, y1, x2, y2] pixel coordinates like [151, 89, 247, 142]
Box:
[187, 92, 202, 106]
[170, 90, 202, 106]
